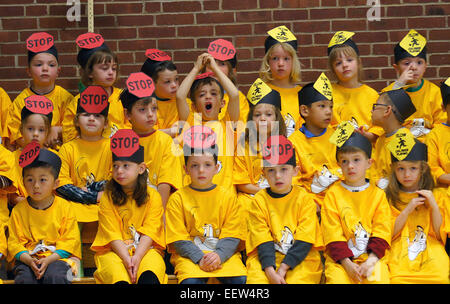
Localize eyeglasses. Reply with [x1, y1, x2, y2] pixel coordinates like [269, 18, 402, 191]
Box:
[372, 103, 390, 111]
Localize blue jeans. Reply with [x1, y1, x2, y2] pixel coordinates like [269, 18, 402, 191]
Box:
[181, 276, 247, 284]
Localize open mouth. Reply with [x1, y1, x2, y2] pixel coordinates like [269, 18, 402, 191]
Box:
[205, 102, 213, 111]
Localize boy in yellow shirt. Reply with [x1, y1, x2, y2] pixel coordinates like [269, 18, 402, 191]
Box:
[165, 126, 246, 284]
[321, 131, 392, 284]
[382, 29, 446, 141]
[425, 77, 450, 188]
[370, 89, 417, 189]
[8, 143, 81, 284]
[289, 73, 340, 208]
[5, 32, 73, 150]
[246, 135, 323, 284]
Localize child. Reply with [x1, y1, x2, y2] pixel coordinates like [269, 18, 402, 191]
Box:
[91, 129, 166, 284]
[234, 79, 286, 202]
[370, 89, 417, 189]
[0, 87, 12, 147]
[141, 48, 180, 137]
[7, 143, 81, 284]
[259, 25, 303, 137]
[4, 32, 73, 150]
[327, 31, 382, 142]
[321, 131, 392, 284]
[56, 86, 112, 224]
[289, 73, 340, 208]
[246, 135, 323, 284]
[384, 133, 449, 283]
[62, 32, 130, 143]
[165, 126, 247, 284]
[382, 29, 446, 141]
[206, 39, 249, 123]
[176, 53, 239, 192]
[425, 77, 450, 187]
[120, 72, 183, 208]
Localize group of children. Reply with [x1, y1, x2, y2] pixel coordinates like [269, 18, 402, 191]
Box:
[0, 25, 448, 284]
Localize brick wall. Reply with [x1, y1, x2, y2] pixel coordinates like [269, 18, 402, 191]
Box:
[0, 0, 448, 100]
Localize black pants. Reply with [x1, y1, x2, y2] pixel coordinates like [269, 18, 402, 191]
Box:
[14, 260, 72, 284]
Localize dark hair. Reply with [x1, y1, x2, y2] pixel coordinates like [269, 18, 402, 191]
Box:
[189, 77, 224, 104]
[22, 161, 58, 180]
[152, 61, 177, 82]
[336, 145, 369, 162]
[183, 147, 218, 166]
[105, 168, 149, 207]
[379, 92, 406, 124]
[122, 96, 155, 113]
[81, 49, 119, 87]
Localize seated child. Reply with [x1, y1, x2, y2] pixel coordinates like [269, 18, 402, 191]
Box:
[321, 131, 392, 284]
[7, 143, 81, 284]
[382, 29, 446, 141]
[0, 87, 12, 148]
[259, 25, 303, 137]
[91, 129, 166, 284]
[370, 88, 417, 189]
[120, 72, 183, 207]
[246, 135, 323, 284]
[425, 77, 450, 188]
[385, 132, 449, 284]
[5, 32, 73, 150]
[165, 126, 247, 284]
[289, 73, 340, 208]
[141, 48, 180, 137]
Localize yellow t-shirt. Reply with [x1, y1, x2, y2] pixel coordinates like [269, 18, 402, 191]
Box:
[331, 83, 384, 136]
[4, 86, 73, 144]
[165, 185, 246, 281]
[7, 196, 81, 264]
[155, 97, 180, 131]
[382, 80, 446, 140]
[218, 90, 250, 124]
[246, 186, 323, 284]
[62, 87, 131, 143]
[387, 190, 449, 284]
[425, 123, 450, 185]
[267, 83, 303, 135]
[0, 87, 12, 139]
[58, 137, 112, 223]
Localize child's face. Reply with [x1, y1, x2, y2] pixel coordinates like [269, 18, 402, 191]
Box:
[394, 160, 421, 192]
[301, 100, 333, 130]
[393, 57, 427, 84]
[112, 160, 146, 191]
[263, 164, 298, 194]
[21, 114, 48, 146]
[89, 60, 117, 87]
[27, 53, 60, 88]
[23, 167, 58, 204]
[193, 82, 224, 121]
[252, 103, 277, 136]
[155, 69, 179, 99]
[126, 98, 158, 135]
[76, 113, 106, 138]
[337, 151, 371, 187]
[268, 44, 293, 81]
[332, 53, 358, 83]
[184, 154, 218, 189]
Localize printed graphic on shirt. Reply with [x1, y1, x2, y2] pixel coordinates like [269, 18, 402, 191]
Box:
[284, 113, 296, 137]
[347, 222, 369, 258]
[311, 164, 339, 194]
[274, 226, 294, 255]
[75, 157, 96, 187]
[194, 223, 219, 251]
[410, 118, 431, 138]
[407, 225, 426, 261]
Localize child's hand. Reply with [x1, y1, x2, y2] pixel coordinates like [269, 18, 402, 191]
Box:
[359, 254, 378, 279]
[405, 195, 426, 213]
[122, 255, 136, 283]
[276, 263, 290, 280]
[415, 190, 438, 209]
[264, 266, 286, 284]
[130, 255, 142, 283]
[397, 64, 415, 86]
[354, 126, 377, 143]
[20, 253, 40, 278]
[194, 53, 209, 72]
[36, 257, 51, 280]
[45, 126, 61, 149]
[199, 252, 222, 272]
[341, 258, 362, 283]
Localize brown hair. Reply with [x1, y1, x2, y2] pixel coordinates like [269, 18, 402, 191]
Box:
[385, 160, 435, 209]
[328, 45, 364, 83]
[259, 43, 301, 84]
[81, 49, 119, 87]
[105, 167, 149, 207]
[73, 113, 108, 137]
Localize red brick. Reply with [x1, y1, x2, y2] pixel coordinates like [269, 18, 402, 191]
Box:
[408, 17, 446, 29]
[282, 0, 318, 8]
[139, 26, 176, 38]
[222, 0, 258, 10]
[117, 15, 153, 27]
[216, 24, 252, 36]
[156, 13, 194, 25]
[158, 38, 194, 50]
[310, 8, 346, 20]
[387, 5, 423, 17]
[163, 1, 202, 12]
[2, 18, 37, 30]
[177, 26, 214, 37]
[106, 3, 143, 14]
[331, 19, 367, 32]
[273, 9, 308, 21]
[197, 12, 235, 24]
[260, 0, 280, 9]
[0, 6, 24, 16]
[236, 11, 271, 22]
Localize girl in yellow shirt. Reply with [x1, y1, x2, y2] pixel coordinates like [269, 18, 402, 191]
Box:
[385, 136, 449, 284]
[91, 129, 166, 284]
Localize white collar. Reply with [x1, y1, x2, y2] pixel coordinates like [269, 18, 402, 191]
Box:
[340, 181, 370, 192]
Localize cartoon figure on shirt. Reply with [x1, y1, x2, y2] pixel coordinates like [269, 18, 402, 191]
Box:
[407, 225, 427, 261]
[347, 222, 369, 258]
[257, 175, 270, 190]
[194, 224, 219, 251]
[274, 226, 294, 255]
[109, 124, 119, 138]
[75, 157, 96, 188]
[311, 164, 339, 194]
[28, 240, 56, 257]
[284, 113, 296, 138]
[146, 168, 158, 190]
[410, 118, 431, 138]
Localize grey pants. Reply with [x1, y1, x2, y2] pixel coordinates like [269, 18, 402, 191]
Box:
[14, 260, 72, 284]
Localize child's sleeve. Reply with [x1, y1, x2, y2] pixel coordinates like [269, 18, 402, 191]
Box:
[4, 93, 25, 144]
[425, 128, 446, 183]
[137, 187, 166, 250]
[6, 205, 28, 262]
[165, 192, 192, 251]
[0, 88, 12, 137]
[156, 135, 183, 191]
[55, 202, 81, 259]
[246, 195, 273, 255]
[61, 95, 79, 143]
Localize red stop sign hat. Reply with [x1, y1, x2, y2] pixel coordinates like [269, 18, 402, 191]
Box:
[77, 85, 110, 116]
[110, 129, 144, 163]
[21, 95, 54, 124]
[262, 135, 296, 167]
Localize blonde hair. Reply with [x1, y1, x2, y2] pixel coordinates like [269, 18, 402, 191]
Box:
[259, 43, 301, 84]
[327, 45, 364, 83]
[385, 160, 435, 209]
[81, 49, 119, 87]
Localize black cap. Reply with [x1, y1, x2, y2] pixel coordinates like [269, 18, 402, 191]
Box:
[391, 139, 427, 162]
[384, 89, 417, 123]
[440, 78, 450, 107]
[247, 78, 281, 110]
[327, 31, 359, 56]
[337, 131, 372, 159]
[264, 26, 297, 54]
[19, 142, 62, 176]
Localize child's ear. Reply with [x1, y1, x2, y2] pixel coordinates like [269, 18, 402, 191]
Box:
[219, 98, 225, 109]
[138, 162, 147, 175]
[293, 165, 300, 176]
[124, 108, 131, 121]
[392, 63, 400, 74]
[299, 105, 309, 118]
[53, 178, 60, 190]
[367, 158, 374, 168]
